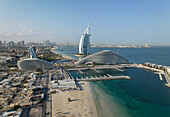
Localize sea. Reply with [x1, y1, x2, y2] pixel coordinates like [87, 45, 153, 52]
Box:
[53, 46, 170, 117]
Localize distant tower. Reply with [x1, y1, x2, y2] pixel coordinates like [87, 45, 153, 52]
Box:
[8, 42, 11, 47]
[0, 41, 2, 46]
[79, 24, 91, 55]
[145, 43, 148, 47]
[11, 41, 14, 47]
[144, 43, 150, 48]
[4, 41, 6, 46]
[21, 41, 25, 46]
[28, 45, 37, 58]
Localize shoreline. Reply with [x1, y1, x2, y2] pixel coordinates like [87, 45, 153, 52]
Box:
[50, 47, 99, 116]
[50, 47, 73, 60]
[51, 46, 170, 117]
[52, 82, 98, 117]
[85, 82, 98, 117]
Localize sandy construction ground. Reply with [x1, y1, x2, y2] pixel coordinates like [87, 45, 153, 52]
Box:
[52, 82, 98, 117]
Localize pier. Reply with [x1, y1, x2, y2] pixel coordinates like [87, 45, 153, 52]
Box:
[163, 71, 170, 87]
[66, 65, 126, 72]
[154, 72, 164, 81]
[78, 69, 83, 74]
[92, 68, 100, 73]
[94, 66, 124, 72]
[140, 63, 170, 87]
[76, 75, 131, 81]
[158, 73, 163, 81]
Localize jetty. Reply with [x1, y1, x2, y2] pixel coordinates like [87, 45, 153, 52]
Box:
[94, 66, 124, 72]
[78, 69, 83, 74]
[164, 71, 170, 87]
[76, 75, 131, 81]
[66, 65, 125, 72]
[92, 68, 100, 73]
[158, 73, 163, 81]
[140, 63, 170, 87]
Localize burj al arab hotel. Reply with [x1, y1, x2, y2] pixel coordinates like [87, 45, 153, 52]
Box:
[78, 25, 91, 56]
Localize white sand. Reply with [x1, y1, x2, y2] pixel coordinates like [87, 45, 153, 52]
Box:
[52, 82, 98, 117]
[61, 55, 73, 60]
[50, 48, 73, 60]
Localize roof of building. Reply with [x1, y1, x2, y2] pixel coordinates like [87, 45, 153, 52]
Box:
[75, 50, 129, 65]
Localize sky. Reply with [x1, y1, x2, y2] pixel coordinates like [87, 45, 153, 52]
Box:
[0, 0, 170, 46]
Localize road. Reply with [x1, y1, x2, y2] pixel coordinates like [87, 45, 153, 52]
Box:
[20, 107, 31, 117]
[42, 72, 51, 117]
[21, 72, 49, 117]
[44, 71, 53, 117]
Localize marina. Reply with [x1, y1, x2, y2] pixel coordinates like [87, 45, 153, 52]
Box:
[64, 63, 170, 87]
[138, 63, 170, 87]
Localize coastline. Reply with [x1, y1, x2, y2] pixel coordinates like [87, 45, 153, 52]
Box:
[90, 82, 131, 117]
[51, 47, 99, 116]
[52, 82, 98, 117]
[50, 47, 73, 60]
[50, 46, 170, 117]
[85, 82, 98, 117]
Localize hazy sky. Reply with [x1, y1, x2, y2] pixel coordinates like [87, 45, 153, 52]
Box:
[0, 0, 170, 45]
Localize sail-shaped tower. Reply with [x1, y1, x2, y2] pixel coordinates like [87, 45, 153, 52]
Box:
[79, 25, 91, 55]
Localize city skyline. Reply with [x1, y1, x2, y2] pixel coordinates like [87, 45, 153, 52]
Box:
[0, 0, 170, 46]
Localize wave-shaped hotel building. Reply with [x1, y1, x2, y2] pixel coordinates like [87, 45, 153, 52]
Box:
[75, 50, 129, 65]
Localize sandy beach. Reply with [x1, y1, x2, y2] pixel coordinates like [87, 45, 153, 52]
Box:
[51, 47, 73, 60]
[61, 55, 73, 60]
[52, 82, 98, 117]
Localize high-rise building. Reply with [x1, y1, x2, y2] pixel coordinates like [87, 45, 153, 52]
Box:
[8, 42, 11, 46]
[17, 42, 21, 46]
[44, 40, 50, 46]
[11, 41, 14, 46]
[4, 41, 6, 46]
[8, 41, 14, 47]
[21, 41, 25, 46]
[0, 41, 2, 46]
[79, 25, 91, 55]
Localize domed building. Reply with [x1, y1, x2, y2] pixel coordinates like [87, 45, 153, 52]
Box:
[17, 58, 53, 72]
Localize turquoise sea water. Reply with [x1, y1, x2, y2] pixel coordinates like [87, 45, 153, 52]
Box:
[54, 46, 170, 117]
